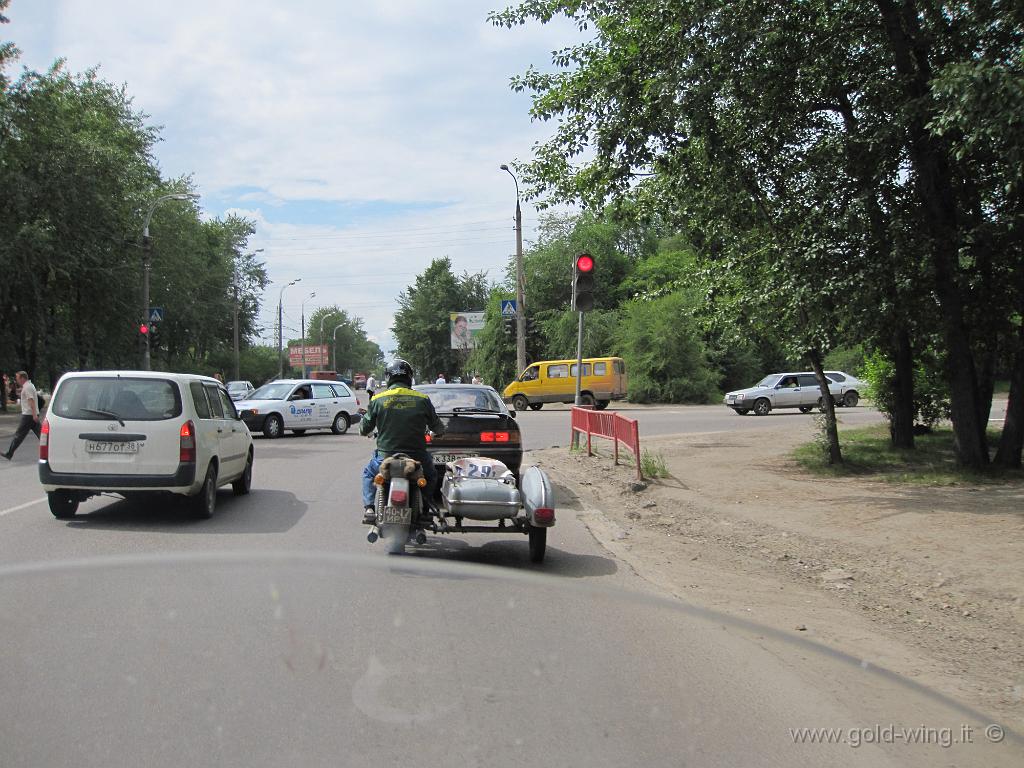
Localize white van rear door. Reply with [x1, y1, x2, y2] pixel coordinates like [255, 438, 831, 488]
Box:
[46, 377, 183, 475]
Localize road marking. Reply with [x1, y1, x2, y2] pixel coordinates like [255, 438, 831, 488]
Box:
[0, 497, 46, 517]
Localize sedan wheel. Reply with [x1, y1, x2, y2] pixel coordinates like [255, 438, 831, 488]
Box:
[844, 391, 860, 407]
[263, 414, 283, 439]
[512, 395, 529, 412]
[753, 398, 771, 416]
[528, 403, 543, 411]
[331, 412, 350, 435]
[799, 406, 813, 414]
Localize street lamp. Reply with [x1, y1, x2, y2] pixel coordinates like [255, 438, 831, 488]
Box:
[333, 322, 346, 374]
[141, 192, 199, 370]
[301, 291, 316, 375]
[499, 164, 526, 375]
[278, 278, 301, 378]
[233, 248, 264, 381]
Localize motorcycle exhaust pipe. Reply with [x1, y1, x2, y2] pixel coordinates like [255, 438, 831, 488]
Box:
[367, 526, 380, 543]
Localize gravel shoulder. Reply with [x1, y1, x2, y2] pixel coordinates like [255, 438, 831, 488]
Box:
[531, 422, 1024, 728]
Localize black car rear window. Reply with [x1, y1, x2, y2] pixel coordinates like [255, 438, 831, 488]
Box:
[417, 387, 504, 413]
[52, 377, 182, 421]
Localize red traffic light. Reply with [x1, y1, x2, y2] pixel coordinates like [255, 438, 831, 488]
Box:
[139, 323, 149, 335]
[576, 254, 594, 272]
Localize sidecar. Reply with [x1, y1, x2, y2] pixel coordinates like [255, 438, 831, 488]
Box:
[432, 457, 556, 563]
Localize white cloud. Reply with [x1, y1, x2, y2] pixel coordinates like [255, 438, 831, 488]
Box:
[10, 0, 586, 358]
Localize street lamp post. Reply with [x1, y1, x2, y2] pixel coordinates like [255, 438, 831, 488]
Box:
[278, 278, 301, 378]
[234, 248, 263, 381]
[301, 292, 316, 376]
[141, 192, 199, 370]
[332, 323, 345, 374]
[500, 164, 526, 375]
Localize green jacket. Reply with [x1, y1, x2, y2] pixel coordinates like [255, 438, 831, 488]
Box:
[359, 384, 445, 453]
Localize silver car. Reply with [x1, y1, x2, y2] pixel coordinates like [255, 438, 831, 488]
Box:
[724, 371, 864, 416]
[235, 379, 360, 438]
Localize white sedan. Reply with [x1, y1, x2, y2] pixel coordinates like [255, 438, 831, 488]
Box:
[236, 379, 359, 438]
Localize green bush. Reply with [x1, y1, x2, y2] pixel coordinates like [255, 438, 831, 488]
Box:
[616, 291, 718, 403]
[861, 348, 951, 427]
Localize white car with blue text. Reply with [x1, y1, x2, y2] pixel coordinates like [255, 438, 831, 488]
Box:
[236, 379, 359, 438]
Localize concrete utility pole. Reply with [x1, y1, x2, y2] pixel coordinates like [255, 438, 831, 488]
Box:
[319, 312, 338, 371]
[278, 278, 301, 378]
[301, 292, 316, 376]
[332, 323, 345, 373]
[141, 192, 198, 370]
[500, 164, 527, 375]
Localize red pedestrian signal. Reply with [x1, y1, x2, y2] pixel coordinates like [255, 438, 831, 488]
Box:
[576, 254, 594, 273]
[139, 323, 150, 335]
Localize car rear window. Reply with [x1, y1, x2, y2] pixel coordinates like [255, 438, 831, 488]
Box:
[331, 383, 352, 398]
[826, 372, 846, 382]
[52, 377, 182, 421]
[570, 363, 592, 377]
[798, 374, 818, 387]
[417, 387, 503, 413]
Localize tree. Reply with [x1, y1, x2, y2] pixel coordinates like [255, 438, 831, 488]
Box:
[392, 258, 490, 380]
[305, 305, 382, 374]
[490, 0, 1024, 467]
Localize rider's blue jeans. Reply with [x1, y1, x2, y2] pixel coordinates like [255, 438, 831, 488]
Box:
[362, 449, 436, 508]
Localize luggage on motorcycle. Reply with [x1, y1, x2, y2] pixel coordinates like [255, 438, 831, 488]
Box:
[378, 454, 424, 481]
[441, 458, 521, 520]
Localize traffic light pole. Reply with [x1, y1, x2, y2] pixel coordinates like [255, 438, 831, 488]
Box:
[514, 198, 526, 375]
[574, 311, 585, 406]
[142, 235, 151, 371]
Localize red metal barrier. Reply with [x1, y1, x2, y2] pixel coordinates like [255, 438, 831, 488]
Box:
[570, 407, 642, 480]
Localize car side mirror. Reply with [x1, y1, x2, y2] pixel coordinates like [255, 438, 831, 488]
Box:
[508, 409, 517, 418]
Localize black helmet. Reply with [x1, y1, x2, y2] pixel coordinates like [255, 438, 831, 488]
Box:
[385, 359, 414, 387]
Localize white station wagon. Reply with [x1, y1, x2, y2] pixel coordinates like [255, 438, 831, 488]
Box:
[235, 379, 359, 438]
[39, 371, 254, 519]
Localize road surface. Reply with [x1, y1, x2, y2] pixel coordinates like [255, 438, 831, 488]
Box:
[0, 404, 1017, 766]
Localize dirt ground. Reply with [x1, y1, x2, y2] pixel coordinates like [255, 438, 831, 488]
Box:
[531, 422, 1024, 728]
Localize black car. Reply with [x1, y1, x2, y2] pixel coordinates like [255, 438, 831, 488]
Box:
[415, 384, 522, 478]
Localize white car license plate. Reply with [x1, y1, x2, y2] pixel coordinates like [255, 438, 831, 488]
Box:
[380, 506, 412, 525]
[435, 452, 478, 464]
[85, 440, 140, 454]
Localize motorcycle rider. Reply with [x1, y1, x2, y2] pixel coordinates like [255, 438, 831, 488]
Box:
[359, 360, 445, 523]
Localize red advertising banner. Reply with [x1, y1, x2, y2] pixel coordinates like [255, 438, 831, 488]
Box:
[288, 344, 329, 367]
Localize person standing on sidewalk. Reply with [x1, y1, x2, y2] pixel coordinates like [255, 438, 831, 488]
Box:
[3, 371, 40, 460]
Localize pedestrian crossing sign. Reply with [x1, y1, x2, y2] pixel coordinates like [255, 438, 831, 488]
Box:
[501, 300, 517, 317]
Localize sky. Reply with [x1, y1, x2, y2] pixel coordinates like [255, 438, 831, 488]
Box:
[5, 1, 583, 357]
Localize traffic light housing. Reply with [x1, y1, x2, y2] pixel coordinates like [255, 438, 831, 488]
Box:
[148, 321, 160, 349]
[503, 317, 515, 337]
[572, 253, 595, 312]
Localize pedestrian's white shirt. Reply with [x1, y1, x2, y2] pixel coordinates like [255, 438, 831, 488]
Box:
[19, 380, 37, 417]
[435, 377, 445, 384]
[367, 377, 376, 389]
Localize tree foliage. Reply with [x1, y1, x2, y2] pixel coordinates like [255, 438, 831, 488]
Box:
[490, 0, 1024, 467]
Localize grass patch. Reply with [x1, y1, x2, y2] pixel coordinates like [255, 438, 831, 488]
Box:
[640, 449, 669, 479]
[792, 424, 1024, 485]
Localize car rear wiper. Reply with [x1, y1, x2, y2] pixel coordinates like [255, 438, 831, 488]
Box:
[80, 407, 125, 427]
[450, 407, 499, 414]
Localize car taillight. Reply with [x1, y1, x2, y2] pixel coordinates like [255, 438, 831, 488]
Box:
[425, 433, 432, 443]
[179, 420, 196, 463]
[533, 507, 555, 525]
[390, 489, 408, 505]
[480, 432, 495, 442]
[480, 431, 511, 443]
[494, 431, 510, 443]
[39, 419, 50, 461]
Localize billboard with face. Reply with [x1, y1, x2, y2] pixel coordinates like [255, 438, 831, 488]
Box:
[450, 312, 485, 350]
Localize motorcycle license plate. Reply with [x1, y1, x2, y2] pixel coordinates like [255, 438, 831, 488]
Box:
[380, 506, 412, 525]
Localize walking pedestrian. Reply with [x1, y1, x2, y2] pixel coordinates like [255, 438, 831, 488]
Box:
[3, 371, 41, 460]
[366, 374, 377, 400]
